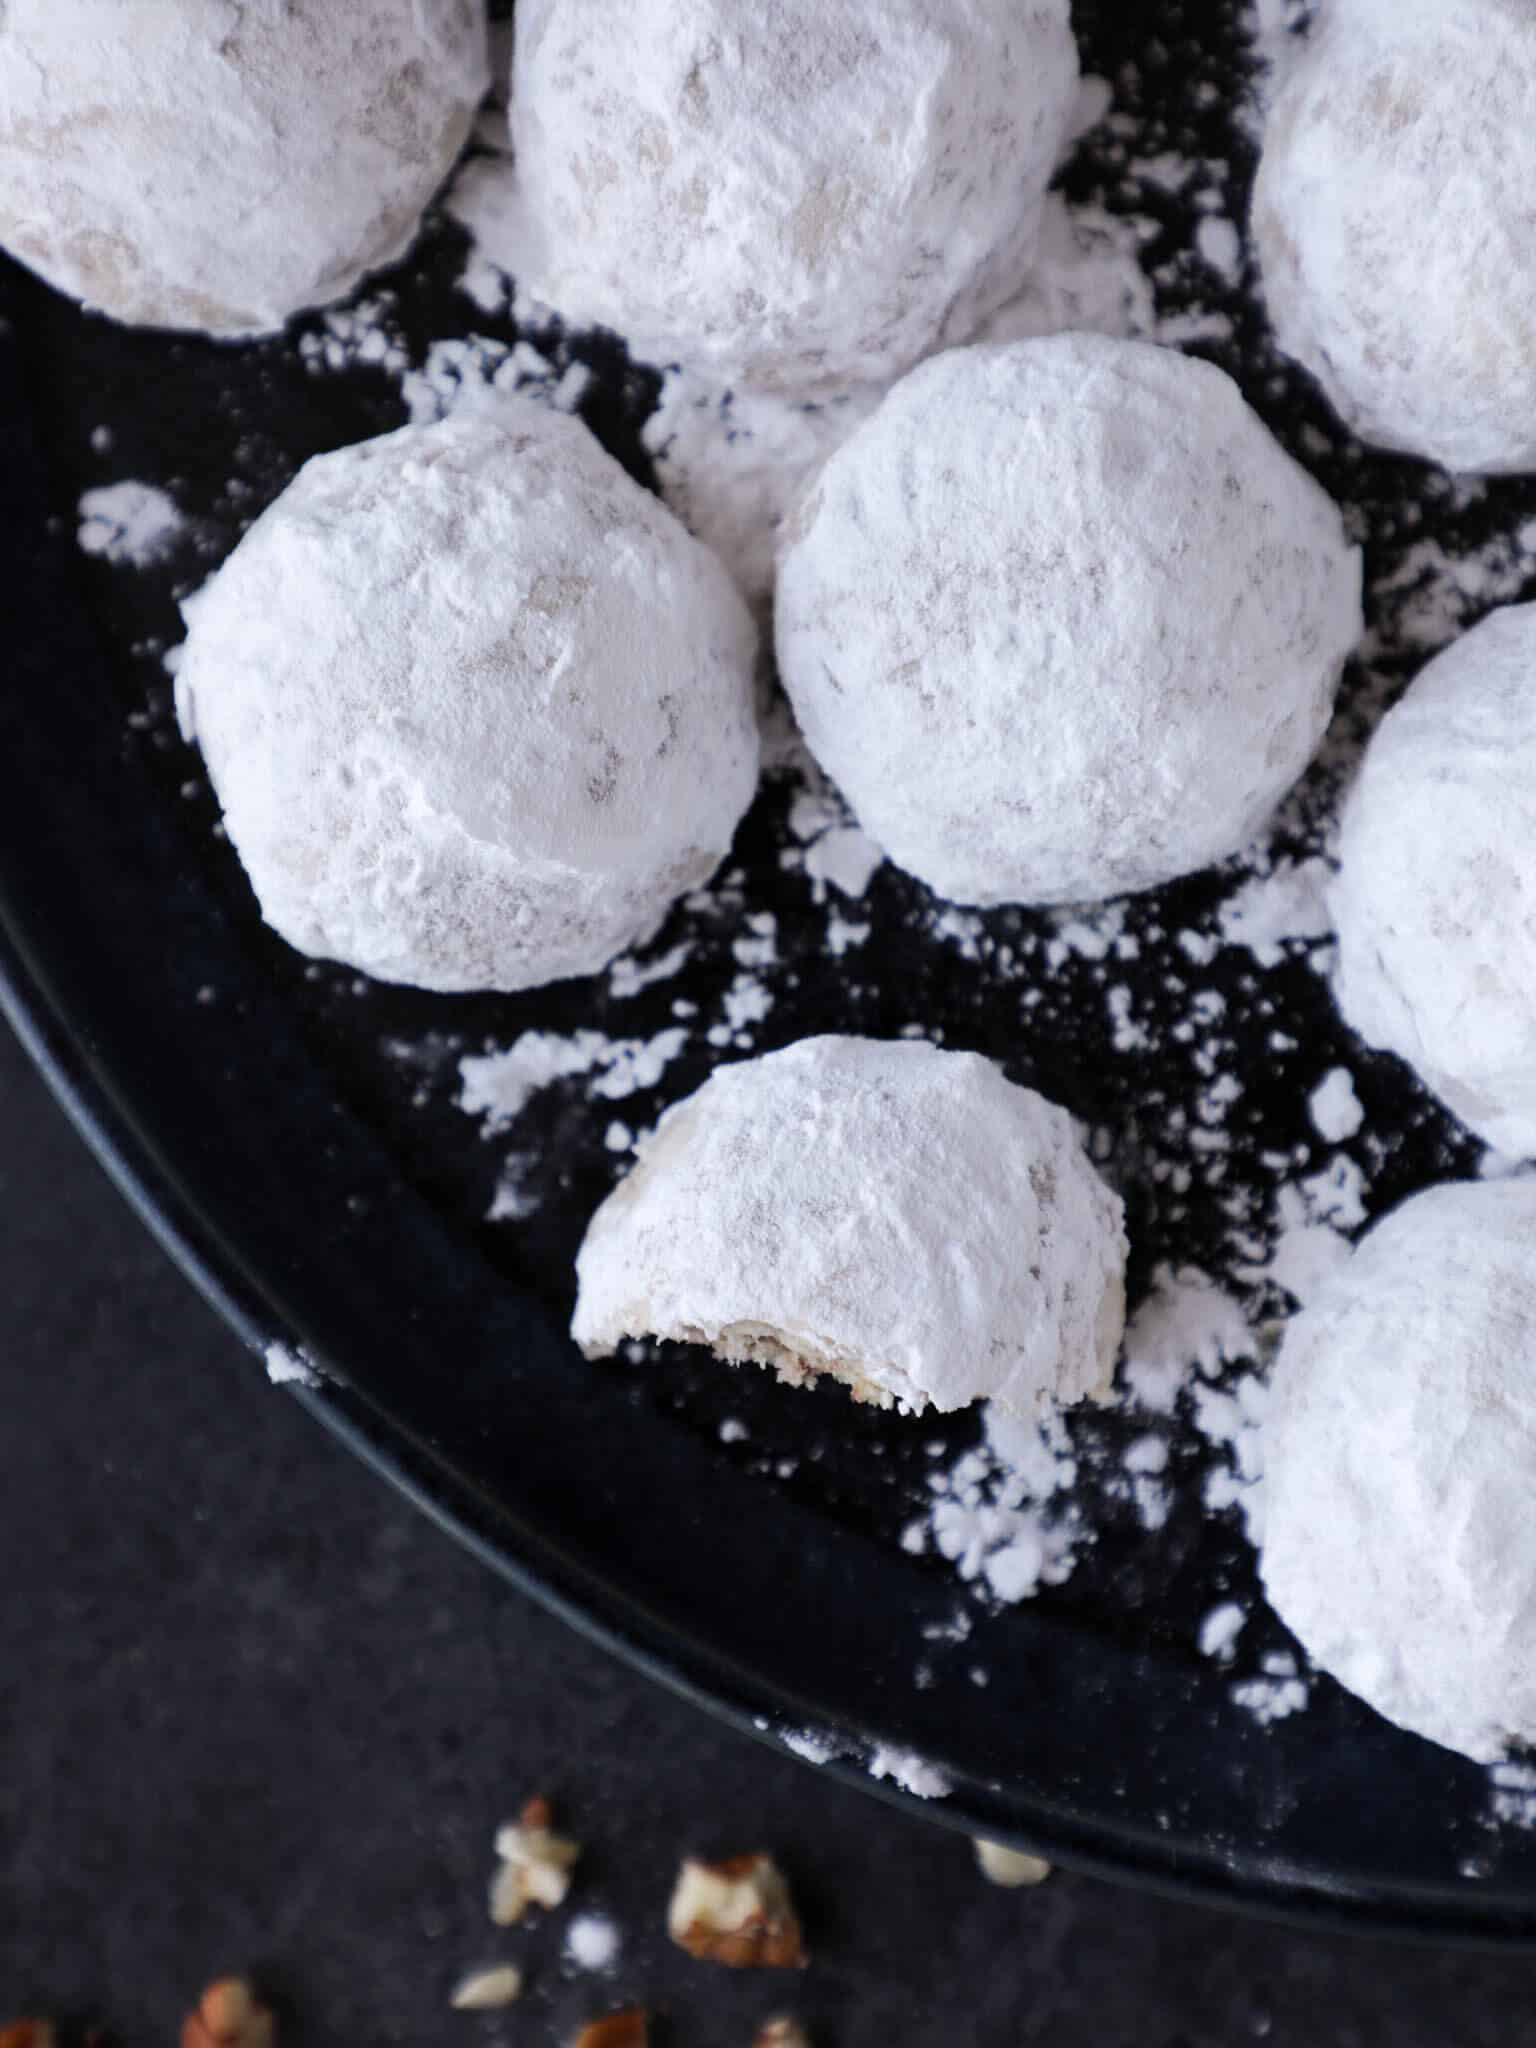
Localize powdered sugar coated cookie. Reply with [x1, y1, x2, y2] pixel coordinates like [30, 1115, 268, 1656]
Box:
[1252, 0, 1536, 474]
[0, 0, 487, 335]
[1332, 604, 1536, 1156]
[572, 1035, 1127, 1417]
[458, 0, 1078, 395]
[176, 409, 760, 993]
[774, 335, 1361, 908]
[1261, 1178, 1536, 1762]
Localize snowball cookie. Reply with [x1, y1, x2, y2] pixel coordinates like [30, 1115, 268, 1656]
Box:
[571, 1035, 1127, 1416]
[774, 335, 1363, 907]
[176, 408, 760, 993]
[0, 0, 487, 335]
[1332, 605, 1536, 1155]
[1262, 1178, 1536, 1762]
[1252, 0, 1536, 473]
[465, 0, 1078, 394]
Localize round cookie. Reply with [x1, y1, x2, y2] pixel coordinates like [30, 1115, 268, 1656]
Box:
[176, 408, 760, 993]
[0, 0, 487, 334]
[1332, 604, 1536, 1156]
[774, 335, 1362, 907]
[572, 1035, 1128, 1417]
[1252, 0, 1536, 473]
[1261, 1178, 1536, 1762]
[460, 0, 1078, 394]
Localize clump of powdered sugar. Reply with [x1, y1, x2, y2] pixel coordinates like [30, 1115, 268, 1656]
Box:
[903, 1405, 1085, 1604]
[77, 482, 185, 568]
[296, 297, 411, 378]
[1191, 1370, 1270, 1545]
[401, 337, 592, 426]
[296, 293, 596, 428]
[1210, 859, 1333, 971]
[1308, 1068, 1363, 1144]
[1121, 1266, 1257, 1415]
[867, 1747, 951, 1800]
[456, 1025, 691, 1222]
[458, 1029, 691, 1134]
[264, 1342, 321, 1388]
[1231, 1652, 1309, 1727]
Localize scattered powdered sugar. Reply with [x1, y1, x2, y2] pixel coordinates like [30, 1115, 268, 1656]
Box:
[264, 1341, 321, 1388]
[296, 296, 410, 377]
[1120, 1265, 1256, 1415]
[562, 1912, 621, 1973]
[296, 293, 594, 429]
[1488, 1762, 1536, 1831]
[905, 1405, 1084, 1605]
[1213, 858, 1334, 970]
[77, 481, 185, 567]
[609, 942, 694, 1000]
[453, 1020, 694, 1222]
[769, 1723, 951, 1802]
[401, 336, 592, 427]
[1234, 1174, 1358, 1310]
[779, 1726, 840, 1767]
[867, 1746, 952, 1801]
[457, 1029, 690, 1135]
[1191, 1371, 1270, 1544]
[1360, 522, 1536, 661]
[173, 0, 1530, 1778]
[1231, 1651, 1310, 1727]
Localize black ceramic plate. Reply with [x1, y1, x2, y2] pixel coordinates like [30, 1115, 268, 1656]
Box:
[6, 0, 1536, 1940]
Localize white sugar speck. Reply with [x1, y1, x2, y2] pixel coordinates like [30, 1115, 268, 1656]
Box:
[563, 1912, 621, 1973]
[1308, 1066, 1364, 1143]
[1198, 1601, 1248, 1662]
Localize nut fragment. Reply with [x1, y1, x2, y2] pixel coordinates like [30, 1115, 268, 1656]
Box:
[0, 2023, 57, 2048]
[753, 2021, 812, 2048]
[572, 2008, 648, 2048]
[972, 1838, 1053, 1888]
[450, 1964, 524, 2011]
[181, 1977, 276, 2048]
[490, 1795, 581, 1925]
[667, 1854, 806, 1968]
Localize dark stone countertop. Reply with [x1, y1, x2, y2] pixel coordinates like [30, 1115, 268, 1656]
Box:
[4, 1018, 1534, 2047]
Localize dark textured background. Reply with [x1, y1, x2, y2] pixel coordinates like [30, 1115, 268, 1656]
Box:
[5, 1018, 1536, 2045]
